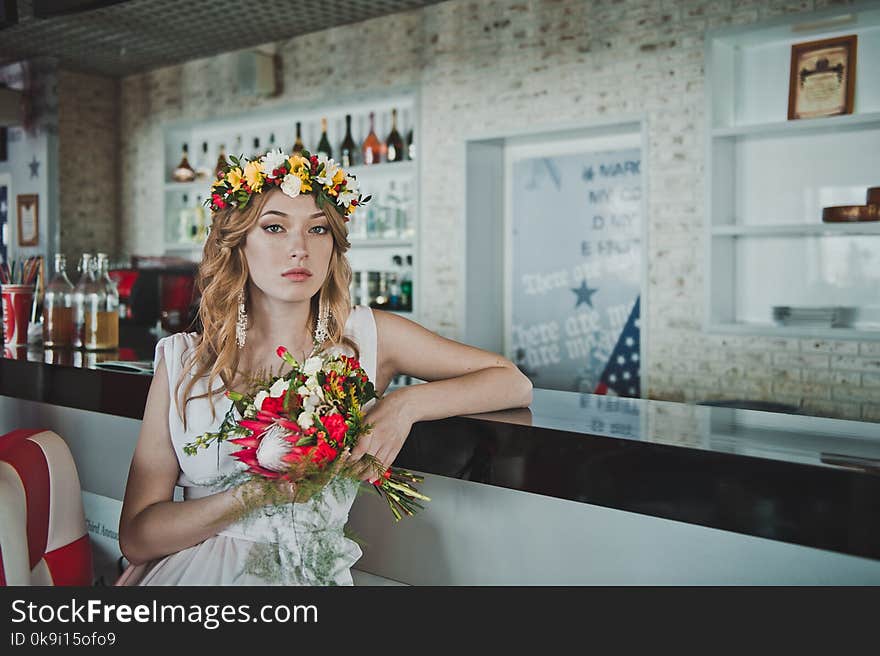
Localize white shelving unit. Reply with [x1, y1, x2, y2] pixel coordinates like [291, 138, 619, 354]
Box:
[705, 3, 880, 340]
[161, 90, 419, 322]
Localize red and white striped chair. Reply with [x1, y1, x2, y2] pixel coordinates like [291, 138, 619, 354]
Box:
[0, 429, 93, 586]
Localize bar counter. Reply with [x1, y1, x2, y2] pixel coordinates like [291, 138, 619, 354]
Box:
[2, 331, 880, 583]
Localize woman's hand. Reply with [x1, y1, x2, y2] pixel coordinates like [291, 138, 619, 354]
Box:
[234, 449, 352, 509]
[349, 391, 414, 483]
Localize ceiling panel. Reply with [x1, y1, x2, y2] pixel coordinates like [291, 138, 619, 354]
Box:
[0, 0, 446, 77]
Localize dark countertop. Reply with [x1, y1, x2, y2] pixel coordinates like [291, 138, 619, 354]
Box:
[2, 332, 880, 562]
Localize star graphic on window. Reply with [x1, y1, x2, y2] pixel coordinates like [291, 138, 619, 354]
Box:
[571, 279, 598, 308]
[28, 156, 40, 179]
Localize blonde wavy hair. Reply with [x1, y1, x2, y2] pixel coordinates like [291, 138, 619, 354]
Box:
[175, 188, 360, 430]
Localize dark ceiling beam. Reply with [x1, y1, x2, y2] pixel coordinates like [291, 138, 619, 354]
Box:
[0, 0, 18, 29]
[32, 0, 131, 19]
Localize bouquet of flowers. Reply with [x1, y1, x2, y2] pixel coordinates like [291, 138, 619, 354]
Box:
[183, 346, 429, 522]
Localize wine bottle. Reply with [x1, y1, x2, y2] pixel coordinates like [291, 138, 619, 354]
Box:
[214, 144, 227, 178]
[251, 136, 261, 159]
[195, 141, 212, 180]
[361, 112, 382, 165]
[385, 109, 405, 163]
[340, 114, 357, 167]
[316, 117, 332, 159]
[268, 132, 277, 151]
[401, 255, 413, 312]
[172, 143, 196, 182]
[291, 122, 305, 156]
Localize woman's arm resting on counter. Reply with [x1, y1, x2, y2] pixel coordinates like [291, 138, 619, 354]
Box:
[118, 358, 250, 566]
[374, 309, 533, 424]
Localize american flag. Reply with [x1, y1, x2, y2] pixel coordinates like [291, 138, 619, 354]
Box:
[594, 296, 641, 397]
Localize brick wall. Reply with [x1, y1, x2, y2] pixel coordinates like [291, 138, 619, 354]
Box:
[117, 0, 879, 422]
[58, 70, 120, 268]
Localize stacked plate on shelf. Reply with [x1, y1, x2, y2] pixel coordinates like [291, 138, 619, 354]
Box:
[772, 306, 856, 328]
[822, 186, 880, 223]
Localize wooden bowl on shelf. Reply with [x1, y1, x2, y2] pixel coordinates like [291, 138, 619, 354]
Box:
[822, 204, 880, 223]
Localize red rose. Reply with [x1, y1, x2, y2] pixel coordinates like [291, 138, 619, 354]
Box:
[260, 393, 286, 416]
[319, 413, 348, 446]
[310, 435, 338, 467]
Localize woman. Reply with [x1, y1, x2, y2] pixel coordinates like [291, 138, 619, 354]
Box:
[117, 150, 532, 585]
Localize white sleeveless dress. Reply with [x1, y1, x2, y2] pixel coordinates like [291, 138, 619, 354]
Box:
[131, 305, 377, 586]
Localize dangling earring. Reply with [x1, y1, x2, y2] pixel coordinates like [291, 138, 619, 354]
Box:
[314, 291, 331, 345]
[236, 288, 248, 348]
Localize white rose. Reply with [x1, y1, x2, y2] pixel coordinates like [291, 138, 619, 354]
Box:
[297, 410, 315, 429]
[280, 173, 302, 198]
[254, 391, 269, 410]
[260, 149, 288, 177]
[255, 424, 292, 472]
[303, 356, 323, 376]
[269, 378, 288, 398]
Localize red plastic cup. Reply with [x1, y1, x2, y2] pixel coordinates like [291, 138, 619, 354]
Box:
[1, 284, 35, 346]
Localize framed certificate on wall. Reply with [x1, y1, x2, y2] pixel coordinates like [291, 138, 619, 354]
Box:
[16, 193, 38, 246]
[788, 34, 857, 120]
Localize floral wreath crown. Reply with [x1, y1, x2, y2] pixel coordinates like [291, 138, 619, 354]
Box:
[207, 148, 371, 221]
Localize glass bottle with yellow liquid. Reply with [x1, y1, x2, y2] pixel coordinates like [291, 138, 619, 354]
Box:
[72, 253, 94, 349]
[84, 253, 119, 351]
[42, 253, 75, 347]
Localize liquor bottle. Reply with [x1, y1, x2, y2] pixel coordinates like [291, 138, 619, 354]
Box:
[42, 253, 75, 347]
[385, 180, 401, 239]
[350, 271, 361, 306]
[340, 114, 357, 167]
[195, 141, 212, 180]
[370, 272, 389, 309]
[361, 112, 382, 165]
[89, 253, 119, 350]
[267, 132, 277, 152]
[251, 136, 261, 159]
[192, 196, 207, 242]
[172, 143, 196, 182]
[406, 127, 415, 161]
[214, 144, 228, 178]
[385, 108, 405, 163]
[401, 255, 413, 312]
[366, 271, 381, 308]
[399, 178, 414, 238]
[316, 117, 332, 159]
[389, 255, 403, 311]
[291, 122, 305, 156]
[359, 270, 370, 308]
[178, 193, 192, 244]
[72, 253, 95, 349]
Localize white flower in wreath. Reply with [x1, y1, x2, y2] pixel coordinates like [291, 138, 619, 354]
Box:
[317, 163, 340, 187]
[254, 390, 269, 410]
[280, 173, 302, 198]
[260, 149, 288, 177]
[269, 378, 288, 398]
[337, 190, 358, 207]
